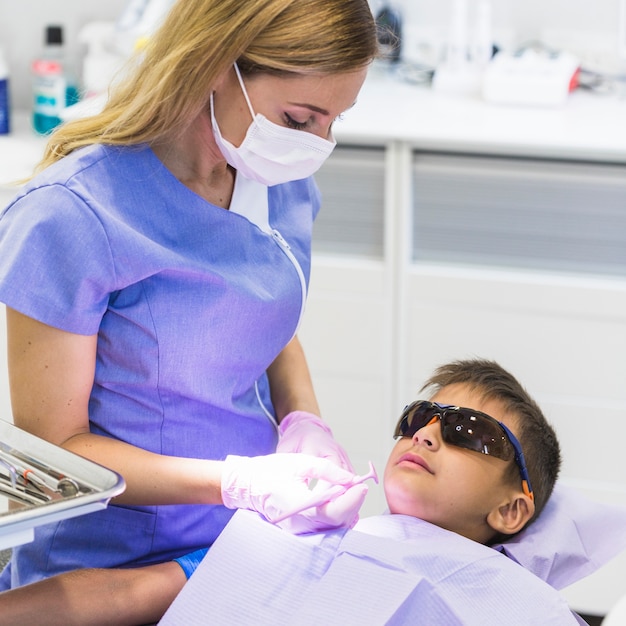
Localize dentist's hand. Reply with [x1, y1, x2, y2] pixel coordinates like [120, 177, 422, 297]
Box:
[220, 453, 368, 534]
[276, 411, 354, 472]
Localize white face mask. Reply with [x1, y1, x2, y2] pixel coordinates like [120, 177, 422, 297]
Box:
[210, 64, 337, 186]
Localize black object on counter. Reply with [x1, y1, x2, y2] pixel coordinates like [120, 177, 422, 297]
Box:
[375, 4, 402, 63]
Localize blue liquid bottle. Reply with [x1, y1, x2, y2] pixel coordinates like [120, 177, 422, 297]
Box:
[0, 47, 9, 135]
[32, 26, 79, 135]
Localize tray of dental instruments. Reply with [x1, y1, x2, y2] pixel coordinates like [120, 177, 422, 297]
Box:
[0, 419, 125, 549]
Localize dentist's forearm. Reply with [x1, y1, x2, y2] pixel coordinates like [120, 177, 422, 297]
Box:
[63, 432, 224, 506]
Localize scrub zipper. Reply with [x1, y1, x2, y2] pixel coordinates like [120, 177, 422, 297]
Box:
[270, 228, 307, 334]
[255, 227, 309, 430]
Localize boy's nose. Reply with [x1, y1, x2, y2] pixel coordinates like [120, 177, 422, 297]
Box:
[411, 416, 440, 448]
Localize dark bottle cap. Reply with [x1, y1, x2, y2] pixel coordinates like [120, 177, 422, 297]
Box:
[46, 26, 63, 46]
[376, 6, 402, 63]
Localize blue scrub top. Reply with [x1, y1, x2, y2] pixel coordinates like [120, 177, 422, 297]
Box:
[0, 143, 321, 586]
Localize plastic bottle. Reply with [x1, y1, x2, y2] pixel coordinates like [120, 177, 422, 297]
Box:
[79, 22, 124, 101]
[0, 47, 9, 135]
[32, 25, 80, 135]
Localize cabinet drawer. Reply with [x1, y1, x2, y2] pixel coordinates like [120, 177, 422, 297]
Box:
[313, 145, 385, 258]
[412, 152, 626, 276]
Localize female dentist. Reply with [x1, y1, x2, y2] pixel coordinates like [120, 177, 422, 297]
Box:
[0, 0, 379, 588]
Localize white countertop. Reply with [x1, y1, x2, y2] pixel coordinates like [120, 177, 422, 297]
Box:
[2, 72, 626, 187]
[0, 112, 46, 186]
[335, 71, 626, 162]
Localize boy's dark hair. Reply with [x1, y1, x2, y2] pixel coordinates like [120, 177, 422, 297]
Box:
[420, 358, 561, 527]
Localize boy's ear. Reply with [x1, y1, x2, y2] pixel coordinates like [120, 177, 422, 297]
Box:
[487, 492, 536, 537]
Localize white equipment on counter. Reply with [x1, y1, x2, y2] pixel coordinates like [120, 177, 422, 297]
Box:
[482, 49, 580, 107]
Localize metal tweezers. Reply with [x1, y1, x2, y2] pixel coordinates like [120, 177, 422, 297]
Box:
[0, 443, 84, 508]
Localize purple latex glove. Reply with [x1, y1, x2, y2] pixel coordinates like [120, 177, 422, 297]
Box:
[276, 411, 354, 472]
[221, 453, 368, 534]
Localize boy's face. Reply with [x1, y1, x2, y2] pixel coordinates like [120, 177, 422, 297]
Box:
[384, 383, 520, 543]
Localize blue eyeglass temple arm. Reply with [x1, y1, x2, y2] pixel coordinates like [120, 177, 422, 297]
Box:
[498, 421, 534, 501]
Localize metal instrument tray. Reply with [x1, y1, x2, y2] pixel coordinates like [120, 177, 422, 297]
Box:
[0, 419, 125, 550]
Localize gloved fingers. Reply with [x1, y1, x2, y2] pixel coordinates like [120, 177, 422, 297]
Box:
[268, 481, 346, 524]
[276, 483, 368, 534]
[277, 433, 355, 472]
[268, 460, 376, 526]
[244, 452, 355, 484]
[297, 454, 357, 485]
[278, 411, 333, 436]
[321, 446, 355, 473]
[306, 456, 376, 497]
[277, 440, 355, 473]
[221, 453, 358, 515]
[316, 482, 369, 528]
[276, 412, 356, 473]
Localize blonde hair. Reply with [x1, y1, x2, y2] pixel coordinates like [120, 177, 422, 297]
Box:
[36, 0, 377, 172]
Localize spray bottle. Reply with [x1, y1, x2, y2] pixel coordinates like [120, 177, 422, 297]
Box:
[79, 22, 125, 101]
[57, 22, 126, 123]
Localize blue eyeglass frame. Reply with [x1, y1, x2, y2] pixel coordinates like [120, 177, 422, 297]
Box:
[495, 419, 534, 501]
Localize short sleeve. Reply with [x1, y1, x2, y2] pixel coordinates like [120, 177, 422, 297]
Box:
[0, 183, 116, 335]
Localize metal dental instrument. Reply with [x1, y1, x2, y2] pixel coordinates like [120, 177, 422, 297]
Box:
[57, 477, 80, 497]
[0, 420, 126, 549]
[0, 479, 52, 505]
[0, 457, 17, 489]
[0, 457, 52, 506]
[271, 461, 378, 524]
[0, 446, 84, 505]
[0, 445, 88, 497]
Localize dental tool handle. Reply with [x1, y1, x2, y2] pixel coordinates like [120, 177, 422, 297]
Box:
[271, 461, 378, 524]
[270, 483, 350, 524]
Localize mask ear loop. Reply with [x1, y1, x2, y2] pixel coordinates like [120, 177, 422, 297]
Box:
[233, 62, 256, 120]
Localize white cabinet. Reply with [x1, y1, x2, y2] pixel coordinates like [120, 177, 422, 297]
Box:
[411, 152, 626, 275]
[298, 260, 393, 517]
[299, 145, 393, 517]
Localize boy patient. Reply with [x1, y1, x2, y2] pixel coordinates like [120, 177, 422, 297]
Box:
[0, 358, 561, 625]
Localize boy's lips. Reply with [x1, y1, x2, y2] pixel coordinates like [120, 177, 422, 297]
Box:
[397, 452, 433, 474]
